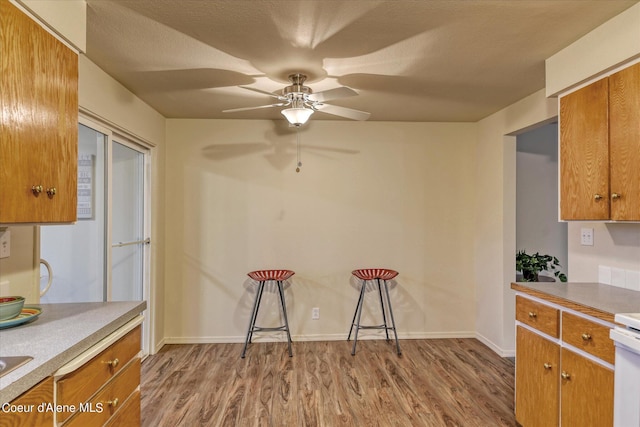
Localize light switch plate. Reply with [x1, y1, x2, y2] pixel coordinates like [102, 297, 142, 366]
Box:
[0, 229, 10, 259]
[580, 228, 594, 246]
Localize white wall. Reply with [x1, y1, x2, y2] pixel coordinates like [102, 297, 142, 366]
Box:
[567, 223, 640, 285]
[0, 227, 38, 302]
[164, 119, 477, 342]
[546, 2, 640, 96]
[17, 0, 86, 51]
[474, 89, 558, 356]
[516, 123, 568, 280]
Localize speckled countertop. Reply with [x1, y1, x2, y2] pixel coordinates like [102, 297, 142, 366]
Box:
[0, 301, 146, 403]
[511, 282, 640, 320]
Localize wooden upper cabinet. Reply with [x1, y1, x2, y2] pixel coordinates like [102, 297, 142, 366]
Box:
[609, 62, 640, 221]
[560, 78, 610, 220]
[0, 0, 78, 224]
[560, 61, 640, 221]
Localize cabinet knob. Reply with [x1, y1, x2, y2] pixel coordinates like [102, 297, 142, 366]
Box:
[561, 371, 571, 380]
[543, 363, 552, 370]
[594, 194, 603, 201]
[46, 187, 56, 198]
[107, 398, 119, 408]
[581, 333, 592, 341]
[107, 358, 119, 368]
[528, 312, 537, 318]
[611, 193, 621, 200]
[31, 185, 43, 196]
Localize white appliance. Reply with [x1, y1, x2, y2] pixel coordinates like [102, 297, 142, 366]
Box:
[610, 313, 640, 427]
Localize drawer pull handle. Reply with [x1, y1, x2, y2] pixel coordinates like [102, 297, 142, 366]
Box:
[581, 333, 592, 341]
[612, 193, 621, 200]
[32, 185, 43, 196]
[594, 194, 603, 201]
[561, 371, 571, 380]
[107, 398, 119, 408]
[543, 363, 552, 370]
[46, 187, 57, 198]
[528, 312, 537, 318]
[107, 358, 119, 368]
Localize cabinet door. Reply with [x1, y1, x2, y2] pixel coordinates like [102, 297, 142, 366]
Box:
[560, 78, 610, 220]
[0, 0, 78, 223]
[609, 62, 640, 221]
[1, 377, 54, 427]
[560, 348, 613, 427]
[516, 326, 560, 427]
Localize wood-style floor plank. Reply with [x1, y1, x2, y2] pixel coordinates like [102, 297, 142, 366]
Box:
[141, 339, 516, 426]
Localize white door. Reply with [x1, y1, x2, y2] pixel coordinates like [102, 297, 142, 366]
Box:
[110, 138, 151, 354]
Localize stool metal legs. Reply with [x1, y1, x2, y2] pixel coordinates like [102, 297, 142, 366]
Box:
[347, 278, 401, 356]
[241, 280, 293, 358]
[276, 280, 293, 357]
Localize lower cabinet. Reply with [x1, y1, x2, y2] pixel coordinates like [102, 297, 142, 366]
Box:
[515, 326, 560, 427]
[2, 320, 142, 427]
[0, 377, 54, 427]
[515, 296, 614, 427]
[56, 324, 142, 426]
[560, 348, 614, 427]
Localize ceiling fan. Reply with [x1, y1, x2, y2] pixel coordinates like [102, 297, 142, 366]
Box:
[223, 73, 370, 126]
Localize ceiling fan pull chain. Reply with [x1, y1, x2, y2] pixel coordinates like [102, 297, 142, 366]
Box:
[296, 127, 302, 173]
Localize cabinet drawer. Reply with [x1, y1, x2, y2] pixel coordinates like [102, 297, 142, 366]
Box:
[516, 296, 559, 338]
[562, 312, 614, 365]
[66, 358, 140, 427]
[104, 390, 140, 427]
[57, 326, 141, 423]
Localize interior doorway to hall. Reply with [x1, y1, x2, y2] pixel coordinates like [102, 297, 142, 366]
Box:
[515, 122, 568, 282]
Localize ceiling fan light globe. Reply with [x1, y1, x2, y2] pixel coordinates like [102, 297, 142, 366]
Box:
[281, 107, 313, 126]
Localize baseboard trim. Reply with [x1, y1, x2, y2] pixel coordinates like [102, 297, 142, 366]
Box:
[163, 330, 478, 345]
[153, 337, 167, 354]
[475, 332, 515, 357]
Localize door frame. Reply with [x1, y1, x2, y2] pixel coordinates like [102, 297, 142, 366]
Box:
[79, 113, 155, 356]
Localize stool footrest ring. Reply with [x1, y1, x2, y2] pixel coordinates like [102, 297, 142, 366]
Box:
[250, 326, 288, 332]
[353, 324, 390, 330]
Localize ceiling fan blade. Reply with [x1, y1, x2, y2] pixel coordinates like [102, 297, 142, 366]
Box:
[223, 103, 287, 113]
[308, 86, 358, 103]
[239, 86, 285, 99]
[314, 103, 370, 121]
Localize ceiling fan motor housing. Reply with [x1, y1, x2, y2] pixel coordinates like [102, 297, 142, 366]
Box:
[282, 73, 313, 97]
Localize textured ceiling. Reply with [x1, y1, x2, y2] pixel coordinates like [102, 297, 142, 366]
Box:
[85, 0, 638, 122]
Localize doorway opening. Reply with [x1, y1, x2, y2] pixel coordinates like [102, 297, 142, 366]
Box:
[515, 122, 568, 281]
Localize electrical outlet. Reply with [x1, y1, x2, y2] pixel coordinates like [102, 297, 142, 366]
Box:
[312, 307, 320, 320]
[580, 228, 594, 246]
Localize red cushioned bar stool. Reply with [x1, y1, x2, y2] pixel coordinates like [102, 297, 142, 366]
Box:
[348, 268, 401, 356]
[241, 270, 295, 358]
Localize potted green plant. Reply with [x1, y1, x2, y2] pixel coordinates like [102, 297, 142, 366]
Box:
[516, 250, 567, 282]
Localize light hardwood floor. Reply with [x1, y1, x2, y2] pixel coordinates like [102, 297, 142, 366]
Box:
[141, 339, 516, 426]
